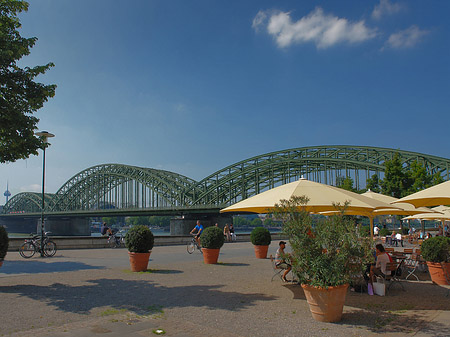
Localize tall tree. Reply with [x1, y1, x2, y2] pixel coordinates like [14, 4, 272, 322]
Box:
[0, 0, 56, 163]
[381, 153, 405, 198]
[366, 174, 381, 193]
[336, 176, 355, 192]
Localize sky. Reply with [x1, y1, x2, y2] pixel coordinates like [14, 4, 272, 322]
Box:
[1, 0, 449, 203]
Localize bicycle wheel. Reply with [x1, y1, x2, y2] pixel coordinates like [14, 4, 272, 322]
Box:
[19, 242, 36, 258]
[187, 241, 195, 254]
[43, 241, 57, 257]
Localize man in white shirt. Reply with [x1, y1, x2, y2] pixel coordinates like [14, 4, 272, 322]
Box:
[374, 226, 379, 236]
[395, 232, 403, 247]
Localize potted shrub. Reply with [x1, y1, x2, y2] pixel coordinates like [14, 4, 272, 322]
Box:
[200, 226, 225, 264]
[421, 236, 450, 285]
[125, 225, 154, 272]
[250, 227, 271, 258]
[272, 196, 371, 323]
[0, 226, 8, 268]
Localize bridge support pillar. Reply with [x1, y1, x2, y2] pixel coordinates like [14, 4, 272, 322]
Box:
[170, 215, 233, 236]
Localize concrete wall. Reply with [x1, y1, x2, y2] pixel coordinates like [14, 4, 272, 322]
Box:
[7, 233, 288, 251]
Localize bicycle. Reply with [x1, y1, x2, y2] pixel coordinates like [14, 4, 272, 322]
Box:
[19, 232, 57, 258]
[107, 231, 125, 248]
[187, 235, 202, 254]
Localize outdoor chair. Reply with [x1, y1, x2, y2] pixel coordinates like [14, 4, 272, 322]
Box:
[384, 262, 405, 292]
[385, 247, 395, 254]
[269, 254, 283, 282]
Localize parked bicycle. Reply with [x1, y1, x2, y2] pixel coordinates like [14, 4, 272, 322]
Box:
[187, 234, 202, 254]
[107, 230, 125, 248]
[19, 232, 57, 258]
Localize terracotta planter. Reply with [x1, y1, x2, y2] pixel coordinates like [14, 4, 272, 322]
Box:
[202, 248, 220, 264]
[427, 261, 450, 285]
[254, 245, 269, 259]
[128, 251, 151, 272]
[301, 283, 349, 323]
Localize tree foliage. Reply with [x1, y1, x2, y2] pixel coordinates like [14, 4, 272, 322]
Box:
[0, 0, 56, 163]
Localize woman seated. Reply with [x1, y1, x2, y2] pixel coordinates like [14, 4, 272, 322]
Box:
[369, 244, 393, 285]
[275, 241, 292, 282]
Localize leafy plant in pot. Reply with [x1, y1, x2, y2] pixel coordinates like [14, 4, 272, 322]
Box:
[125, 225, 154, 272]
[272, 196, 372, 323]
[0, 226, 8, 268]
[421, 236, 450, 285]
[200, 226, 225, 264]
[250, 227, 271, 258]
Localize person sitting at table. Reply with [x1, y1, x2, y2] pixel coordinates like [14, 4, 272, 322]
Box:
[395, 232, 403, 247]
[390, 231, 397, 246]
[369, 244, 393, 285]
[275, 241, 292, 283]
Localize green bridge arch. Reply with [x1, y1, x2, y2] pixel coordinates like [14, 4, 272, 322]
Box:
[3, 145, 450, 214]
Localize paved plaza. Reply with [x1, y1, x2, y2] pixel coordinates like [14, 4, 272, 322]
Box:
[0, 242, 449, 337]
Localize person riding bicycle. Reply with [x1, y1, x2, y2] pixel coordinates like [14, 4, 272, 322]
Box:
[190, 220, 204, 247]
[101, 222, 112, 236]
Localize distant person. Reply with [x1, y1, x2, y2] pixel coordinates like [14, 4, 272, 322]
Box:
[215, 223, 219, 227]
[101, 222, 112, 236]
[223, 224, 231, 242]
[229, 223, 236, 241]
[374, 226, 379, 237]
[438, 224, 443, 236]
[275, 241, 292, 282]
[395, 232, 403, 247]
[190, 220, 204, 247]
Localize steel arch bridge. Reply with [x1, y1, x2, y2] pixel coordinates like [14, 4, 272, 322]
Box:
[3, 145, 450, 215]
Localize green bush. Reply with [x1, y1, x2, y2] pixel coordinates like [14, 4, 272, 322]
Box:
[250, 227, 271, 246]
[421, 236, 450, 263]
[379, 228, 391, 237]
[272, 196, 372, 288]
[125, 225, 154, 253]
[0, 226, 8, 260]
[359, 226, 370, 237]
[200, 226, 224, 249]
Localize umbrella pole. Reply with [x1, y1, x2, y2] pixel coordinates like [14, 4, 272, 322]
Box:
[370, 216, 374, 241]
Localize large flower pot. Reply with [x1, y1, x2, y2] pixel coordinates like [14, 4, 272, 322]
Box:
[301, 283, 349, 323]
[202, 248, 220, 264]
[128, 251, 151, 272]
[427, 262, 450, 285]
[254, 245, 269, 259]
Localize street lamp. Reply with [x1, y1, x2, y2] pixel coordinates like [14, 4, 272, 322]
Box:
[35, 131, 55, 257]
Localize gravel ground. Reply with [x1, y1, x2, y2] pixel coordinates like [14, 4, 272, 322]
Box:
[0, 243, 449, 337]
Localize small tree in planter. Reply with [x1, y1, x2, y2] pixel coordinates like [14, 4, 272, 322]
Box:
[421, 236, 450, 285]
[125, 225, 154, 272]
[200, 226, 225, 264]
[250, 227, 271, 258]
[272, 196, 371, 323]
[0, 226, 8, 268]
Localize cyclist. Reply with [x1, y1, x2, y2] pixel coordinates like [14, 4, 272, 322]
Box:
[101, 222, 112, 236]
[190, 220, 204, 248]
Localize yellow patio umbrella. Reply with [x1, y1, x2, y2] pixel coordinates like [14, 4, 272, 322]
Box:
[362, 190, 435, 216]
[220, 178, 400, 239]
[393, 180, 450, 207]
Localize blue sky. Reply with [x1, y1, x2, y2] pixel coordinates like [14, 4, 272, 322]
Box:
[1, 0, 449, 201]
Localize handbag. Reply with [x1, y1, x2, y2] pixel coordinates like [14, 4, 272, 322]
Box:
[373, 278, 386, 296]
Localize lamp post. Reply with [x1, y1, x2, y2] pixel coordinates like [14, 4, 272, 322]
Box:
[35, 131, 55, 257]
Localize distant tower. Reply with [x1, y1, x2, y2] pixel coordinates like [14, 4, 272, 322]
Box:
[4, 182, 11, 204]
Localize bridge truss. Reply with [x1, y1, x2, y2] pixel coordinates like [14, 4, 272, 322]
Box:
[3, 146, 450, 215]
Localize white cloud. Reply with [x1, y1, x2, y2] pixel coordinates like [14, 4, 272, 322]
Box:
[253, 8, 376, 49]
[372, 0, 403, 20]
[385, 25, 429, 49]
[20, 184, 41, 193]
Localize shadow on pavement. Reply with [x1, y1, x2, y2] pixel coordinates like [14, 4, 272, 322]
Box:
[0, 278, 277, 315]
[0, 260, 104, 275]
[283, 282, 449, 334]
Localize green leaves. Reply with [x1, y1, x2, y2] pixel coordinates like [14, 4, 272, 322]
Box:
[0, 0, 56, 163]
[273, 196, 372, 288]
[200, 226, 225, 249]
